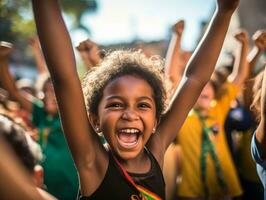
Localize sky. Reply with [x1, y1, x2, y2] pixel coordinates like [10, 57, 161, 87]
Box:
[70, 0, 216, 51]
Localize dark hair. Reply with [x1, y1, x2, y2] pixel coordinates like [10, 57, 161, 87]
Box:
[82, 49, 169, 120]
[0, 114, 37, 173]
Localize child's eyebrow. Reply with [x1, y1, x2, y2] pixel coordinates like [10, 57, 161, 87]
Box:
[105, 95, 154, 102]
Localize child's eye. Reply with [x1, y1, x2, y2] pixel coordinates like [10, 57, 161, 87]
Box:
[138, 103, 151, 109]
[106, 103, 123, 109]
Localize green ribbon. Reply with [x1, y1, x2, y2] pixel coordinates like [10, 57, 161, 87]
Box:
[193, 109, 227, 198]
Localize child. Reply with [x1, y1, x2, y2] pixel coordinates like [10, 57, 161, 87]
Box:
[229, 30, 266, 200]
[251, 63, 266, 200]
[164, 29, 251, 200]
[31, 0, 240, 199]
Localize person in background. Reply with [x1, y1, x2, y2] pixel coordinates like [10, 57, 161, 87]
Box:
[0, 113, 56, 200]
[164, 29, 252, 200]
[0, 41, 79, 200]
[251, 64, 266, 200]
[226, 30, 266, 200]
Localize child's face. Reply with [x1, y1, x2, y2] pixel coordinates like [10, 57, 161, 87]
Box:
[194, 82, 215, 111]
[94, 75, 157, 160]
[43, 81, 58, 115]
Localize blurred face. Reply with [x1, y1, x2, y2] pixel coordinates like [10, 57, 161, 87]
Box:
[95, 75, 157, 160]
[194, 82, 215, 111]
[43, 81, 58, 115]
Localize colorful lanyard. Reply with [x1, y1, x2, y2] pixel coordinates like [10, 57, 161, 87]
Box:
[112, 153, 162, 200]
[193, 109, 227, 197]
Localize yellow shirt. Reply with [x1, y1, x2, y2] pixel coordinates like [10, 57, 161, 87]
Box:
[177, 82, 242, 198]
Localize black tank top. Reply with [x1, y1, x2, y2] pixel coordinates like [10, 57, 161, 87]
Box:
[79, 150, 165, 200]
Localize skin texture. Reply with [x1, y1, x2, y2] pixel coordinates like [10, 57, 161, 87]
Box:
[31, 0, 240, 196]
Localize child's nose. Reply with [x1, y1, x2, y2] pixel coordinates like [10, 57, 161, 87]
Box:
[121, 109, 139, 121]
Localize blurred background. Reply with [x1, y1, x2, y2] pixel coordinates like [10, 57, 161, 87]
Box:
[0, 0, 265, 79]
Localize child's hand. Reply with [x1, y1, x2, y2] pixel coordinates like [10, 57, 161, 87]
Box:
[76, 39, 100, 66]
[234, 30, 249, 44]
[76, 39, 95, 52]
[0, 41, 13, 59]
[217, 0, 240, 13]
[252, 30, 266, 51]
[172, 20, 185, 38]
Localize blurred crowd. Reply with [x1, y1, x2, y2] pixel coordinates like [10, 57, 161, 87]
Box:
[0, 1, 266, 200]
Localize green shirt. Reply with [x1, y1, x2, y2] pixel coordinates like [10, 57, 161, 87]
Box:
[32, 100, 79, 200]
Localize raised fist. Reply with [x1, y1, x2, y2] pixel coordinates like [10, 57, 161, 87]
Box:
[234, 30, 249, 44]
[252, 30, 266, 51]
[172, 20, 185, 37]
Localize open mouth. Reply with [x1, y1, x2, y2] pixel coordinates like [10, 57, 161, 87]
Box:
[117, 128, 141, 149]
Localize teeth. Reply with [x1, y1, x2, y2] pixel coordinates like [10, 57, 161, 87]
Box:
[119, 128, 139, 134]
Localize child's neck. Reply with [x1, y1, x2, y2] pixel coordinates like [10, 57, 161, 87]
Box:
[119, 149, 151, 174]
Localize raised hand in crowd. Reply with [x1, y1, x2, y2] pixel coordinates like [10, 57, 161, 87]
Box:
[76, 38, 101, 70]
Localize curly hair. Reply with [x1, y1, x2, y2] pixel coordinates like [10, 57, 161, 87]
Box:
[82, 49, 169, 120]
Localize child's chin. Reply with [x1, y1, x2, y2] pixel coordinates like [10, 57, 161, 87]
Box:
[116, 150, 141, 160]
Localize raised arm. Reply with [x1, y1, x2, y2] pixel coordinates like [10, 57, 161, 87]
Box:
[243, 30, 266, 108]
[76, 38, 101, 70]
[31, 0, 107, 185]
[0, 42, 33, 113]
[255, 66, 266, 158]
[228, 29, 250, 87]
[153, 0, 240, 153]
[247, 30, 266, 77]
[28, 36, 48, 75]
[164, 20, 186, 92]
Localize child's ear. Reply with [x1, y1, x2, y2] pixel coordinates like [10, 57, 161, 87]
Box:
[152, 119, 158, 134]
[88, 113, 100, 132]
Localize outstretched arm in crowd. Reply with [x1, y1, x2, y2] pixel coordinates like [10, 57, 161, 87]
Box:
[76, 38, 101, 70]
[0, 42, 33, 113]
[248, 30, 266, 76]
[29, 36, 48, 75]
[165, 20, 186, 92]
[149, 0, 240, 159]
[32, 0, 108, 195]
[227, 29, 250, 87]
[243, 30, 266, 109]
